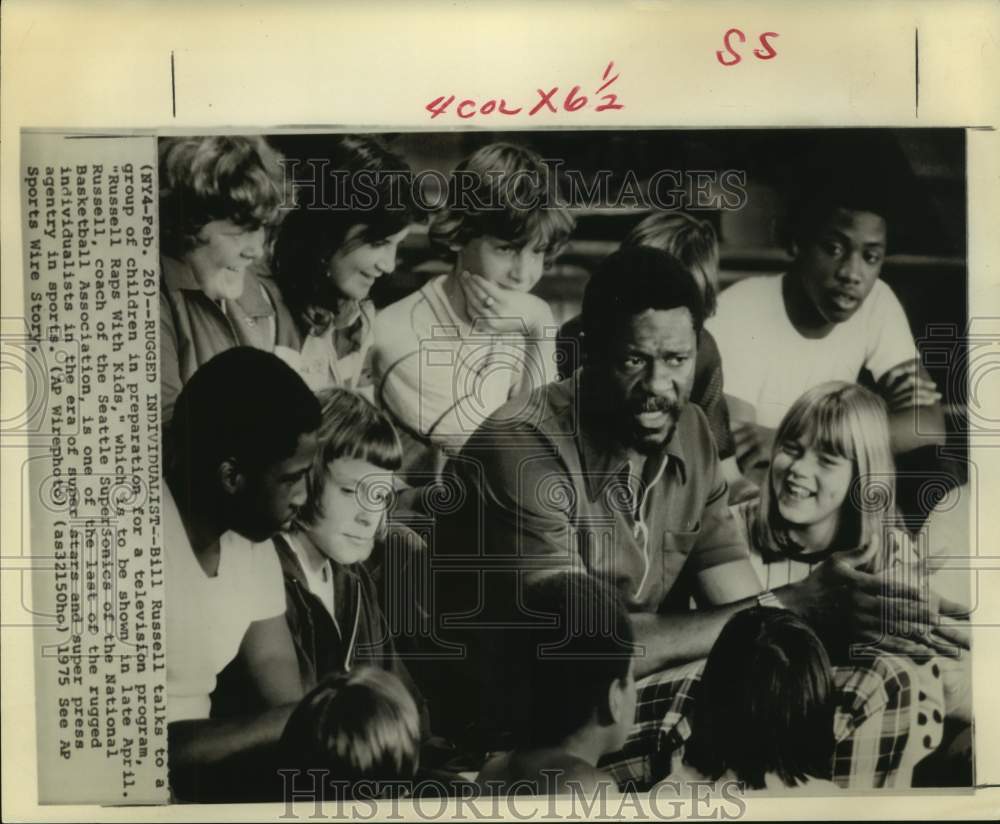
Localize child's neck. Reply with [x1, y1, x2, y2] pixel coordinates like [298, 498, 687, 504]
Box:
[297, 529, 335, 574]
[782, 270, 834, 338]
[556, 726, 609, 768]
[786, 514, 841, 555]
[166, 474, 225, 577]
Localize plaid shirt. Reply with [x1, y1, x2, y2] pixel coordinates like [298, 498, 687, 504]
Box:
[601, 653, 946, 790]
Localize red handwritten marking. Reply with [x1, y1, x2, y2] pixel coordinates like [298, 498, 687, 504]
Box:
[716, 29, 780, 66]
[716, 28, 746, 66]
[425, 62, 624, 119]
[595, 61, 620, 94]
[530, 87, 559, 116]
[753, 32, 780, 60]
[425, 95, 454, 119]
[595, 93, 624, 112]
[564, 85, 587, 112]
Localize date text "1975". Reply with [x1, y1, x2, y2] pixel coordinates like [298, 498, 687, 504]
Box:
[426, 61, 624, 120]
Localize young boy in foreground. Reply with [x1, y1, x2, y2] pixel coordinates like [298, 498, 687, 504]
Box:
[476, 571, 636, 797]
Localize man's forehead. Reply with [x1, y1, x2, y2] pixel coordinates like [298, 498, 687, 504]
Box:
[617, 307, 695, 346]
[823, 208, 887, 243]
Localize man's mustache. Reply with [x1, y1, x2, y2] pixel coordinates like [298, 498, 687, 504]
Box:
[629, 395, 680, 415]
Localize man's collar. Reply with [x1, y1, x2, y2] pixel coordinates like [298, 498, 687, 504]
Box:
[572, 372, 688, 501]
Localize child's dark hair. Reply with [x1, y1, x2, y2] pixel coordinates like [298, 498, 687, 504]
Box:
[167, 347, 321, 491]
[511, 571, 635, 749]
[278, 668, 420, 795]
[581, 246, 705, 361]
[429, 142, 575, 261]
[684, 607, 835, 789]
[296, 387, 403, 529]
[158, 136, 284, 259]
[272, 135, 417, 320]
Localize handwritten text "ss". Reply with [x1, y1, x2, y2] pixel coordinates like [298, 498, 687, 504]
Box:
[716, 29, 779, 66]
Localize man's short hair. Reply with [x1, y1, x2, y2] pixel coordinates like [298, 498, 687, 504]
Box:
[786, 178, 894, 250]
[509, 571, 635, 749]
[782, 147, 897, 252]
[429, 142, 575, 260]
[168, 347, 321, 487]
[580, 246, 705, 360]
[158, 136, 284, 259]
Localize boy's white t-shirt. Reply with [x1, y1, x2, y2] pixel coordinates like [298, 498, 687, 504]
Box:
[164, 485, 286, 722]
[707, 275, 917, 428]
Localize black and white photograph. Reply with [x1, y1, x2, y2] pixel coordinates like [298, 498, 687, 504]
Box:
[156, 128, 974, 804]
[5, 3, 998, 820]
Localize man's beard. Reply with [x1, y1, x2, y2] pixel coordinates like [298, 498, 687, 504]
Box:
[626, 393, 682, 452]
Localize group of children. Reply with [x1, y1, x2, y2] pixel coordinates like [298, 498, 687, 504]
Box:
[159, 132, 967, 800]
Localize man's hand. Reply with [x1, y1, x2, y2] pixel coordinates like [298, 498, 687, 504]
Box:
[877, 359, 942, 413]
[168, 704, 297, 771]
[460, 271, 553, 336]
[732, 421, 775, 473]
[782, 554, 970, 658]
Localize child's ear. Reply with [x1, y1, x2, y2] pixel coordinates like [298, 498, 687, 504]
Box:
[607, 678, 626, 727]
[218, 459, 246, 496]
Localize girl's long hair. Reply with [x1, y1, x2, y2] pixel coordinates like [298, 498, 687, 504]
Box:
[271, 135, 416, 323]
[752, 381, 895, 569]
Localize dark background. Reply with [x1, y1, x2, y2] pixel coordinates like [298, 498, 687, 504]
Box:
[270, 128, 969, 468]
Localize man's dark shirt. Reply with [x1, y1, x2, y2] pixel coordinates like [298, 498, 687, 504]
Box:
[436, 373, 749, 616]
